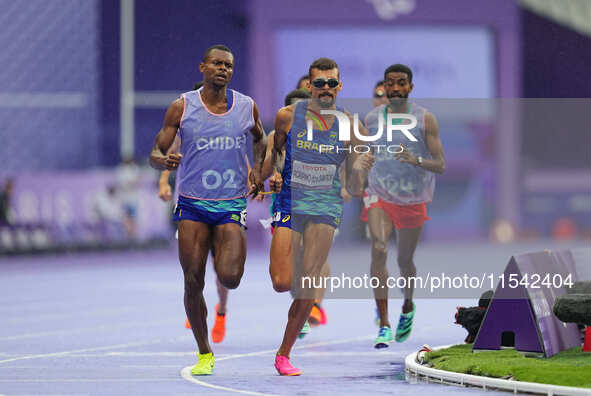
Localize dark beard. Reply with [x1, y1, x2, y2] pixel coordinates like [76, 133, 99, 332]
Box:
[318, 94, 334, 108]
[388, 95, 408, 110]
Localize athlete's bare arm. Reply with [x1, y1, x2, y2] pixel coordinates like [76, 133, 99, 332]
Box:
[346, 112, 374, 196]
[158, 171, 172, 201]
[396, 111, 445, 174]
[150, 98, 183, 171]
[272, 105, 294, 168]
[423, 112, 445, 173]
[158, 136, 181, 201]
[339, 164, 352, 202]
[261, 129, 285, 191]
[268, 105, 295, 192]
[248, 101, 266, 196]
[261, 131, 276, 181]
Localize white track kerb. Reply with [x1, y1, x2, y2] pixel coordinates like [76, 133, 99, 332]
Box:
[405, 346, 591, 396]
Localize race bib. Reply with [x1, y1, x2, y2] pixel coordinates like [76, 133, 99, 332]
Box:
[291, 161, 336, 190]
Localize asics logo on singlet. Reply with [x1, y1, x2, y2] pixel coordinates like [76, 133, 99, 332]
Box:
[306, 110, 417, 143]
[195, 136, 246, 150]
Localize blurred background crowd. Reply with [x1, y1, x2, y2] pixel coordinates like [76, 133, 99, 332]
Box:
[1, 0, 590, 254]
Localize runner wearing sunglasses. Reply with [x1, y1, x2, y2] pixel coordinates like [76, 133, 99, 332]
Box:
[266, 57, 374, 376]
[261, 88, 331, 340]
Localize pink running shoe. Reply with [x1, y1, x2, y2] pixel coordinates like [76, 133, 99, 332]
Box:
[274, 355, 302, 376]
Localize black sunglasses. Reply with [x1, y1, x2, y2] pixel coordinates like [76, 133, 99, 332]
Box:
[311, 78, 339, 89]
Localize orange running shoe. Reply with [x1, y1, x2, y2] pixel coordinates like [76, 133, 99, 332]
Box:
[308, 303, 327, 327]
[185, 317, 191, 329]
[211, 304, 226, 343]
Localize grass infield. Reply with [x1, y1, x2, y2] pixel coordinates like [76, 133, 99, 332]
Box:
[424, 344, 591, 388]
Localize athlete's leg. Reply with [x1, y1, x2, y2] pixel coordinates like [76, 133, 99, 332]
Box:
[319, 259, 330, 294]
[368, 207, 394, 328]
[215, 278, 228, 314]
[309, 259, 329, 326]
[209, 246, 229, 313]
[270, 228, 313, 338]
[178, 220, 212, 355]
[277, 223, 334, 357]
[211, 223, 246, 290]
[270, 227, 300, 293]
[395, 225, 423, 313]
[211, 277, 228, 343]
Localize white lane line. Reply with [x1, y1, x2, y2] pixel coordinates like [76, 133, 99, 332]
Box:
[3, 307, 135, 326]
[0, 350, 401, 364]
[0, 365, 181, 369]
[11, 350, 196, 359]
[180, 367, 277, 396]
[181, 335, 374, 395]
[120, 365, 184, 368]
[217, 335, 373, 362]
[0, 318, 177, 342]
[105, 351, 198, 357]
[29, 352, 194, 358]
[6, 394, 88, 396]
[0, 339, 166, 364]
[291, 350, 405, 357]
[4, 394, 88, 396]
[0, 351, 403, 371]
[0, 366, 58, 369]
[0, 378, 182, 383]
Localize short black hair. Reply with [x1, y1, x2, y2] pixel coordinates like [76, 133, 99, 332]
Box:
[375, 80, 385, 88]
[384, 64, 412, 83]
[193, 81, 204, 90]
[308, 57, 339, 80]
[296, 75, 309, 89]
[203, 45, 232, 62]
[284, 89, 311, 107]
